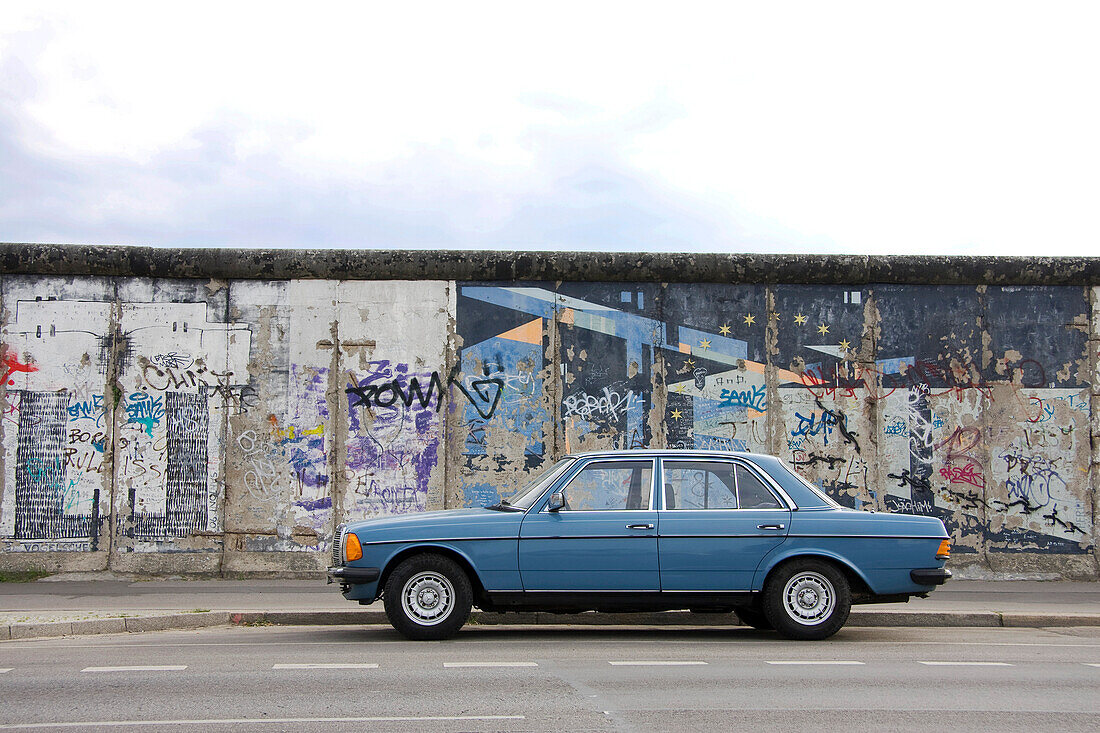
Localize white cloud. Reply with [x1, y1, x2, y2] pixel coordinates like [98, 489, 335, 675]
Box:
[2, 1, 1098, 254]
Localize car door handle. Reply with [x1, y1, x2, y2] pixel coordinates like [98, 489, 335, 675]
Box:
[627, 523, 655, 530]
[757, 524, 785, 530]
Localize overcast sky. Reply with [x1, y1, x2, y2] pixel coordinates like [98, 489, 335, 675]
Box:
[2, 2, 1098, 255]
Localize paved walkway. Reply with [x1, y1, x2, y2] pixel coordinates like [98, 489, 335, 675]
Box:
[1, 578, 1098, 640]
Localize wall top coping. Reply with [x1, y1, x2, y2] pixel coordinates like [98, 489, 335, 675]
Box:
[3, 243, 1099, 286]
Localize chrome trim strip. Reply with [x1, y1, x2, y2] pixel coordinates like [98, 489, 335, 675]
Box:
[359, 536, 517, 546]
[660, 585, 756, 589]
[522, 534, 657, 540]
[657, 534, 787, 539]
[656, 508, 791, 513]
[537, 509, 661, 514]
[785, 534, 946, 539]
[519, 589, 755, 593]
[521, 585, 660, 589]
[357, 532, 941, 545]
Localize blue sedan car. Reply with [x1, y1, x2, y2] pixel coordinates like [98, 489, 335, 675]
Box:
[327, 450, 951, 640]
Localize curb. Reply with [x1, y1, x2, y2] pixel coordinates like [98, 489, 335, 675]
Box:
[4, 609, 1100, 641]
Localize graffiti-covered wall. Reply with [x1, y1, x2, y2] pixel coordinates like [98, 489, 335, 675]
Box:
[1, 247, 1097, 578]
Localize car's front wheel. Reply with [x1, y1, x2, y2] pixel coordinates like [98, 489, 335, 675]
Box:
[383, 554, 473, 640]
[762, 559, 851, 640]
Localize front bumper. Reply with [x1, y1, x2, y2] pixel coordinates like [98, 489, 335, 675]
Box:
[326, 566, 381, 585]
[910, 567, 952, 586]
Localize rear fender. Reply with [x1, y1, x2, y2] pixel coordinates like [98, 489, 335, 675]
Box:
[753, 546, 876, 594]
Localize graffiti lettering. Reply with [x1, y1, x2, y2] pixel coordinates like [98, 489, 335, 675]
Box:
[1041, 505, 1086, 535]
[790, 400, 860, 452]
[792, 452, 845, 470]
[885, 496, 933, 514]
[939, 462, 985, 489]
[718, 384, 767, 412]
[562, 386, 641, 423]
[124, 393, 165, 437]
[346, 370, 504, 420]
[152, 352, 194, 370]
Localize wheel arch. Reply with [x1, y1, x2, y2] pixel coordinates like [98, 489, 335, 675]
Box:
[756, 551, 873, 597]
[378, 543, 488, 603]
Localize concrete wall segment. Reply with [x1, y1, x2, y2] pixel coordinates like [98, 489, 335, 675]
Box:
[0, 249, 1098, 578]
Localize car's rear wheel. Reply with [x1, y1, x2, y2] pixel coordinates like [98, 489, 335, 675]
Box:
[762, 558, 850, 640]
[383, 554, 472, 640]
[733, 604, 773, 630]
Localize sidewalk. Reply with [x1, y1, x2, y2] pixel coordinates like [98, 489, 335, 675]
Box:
[2, 577, 1099, 640]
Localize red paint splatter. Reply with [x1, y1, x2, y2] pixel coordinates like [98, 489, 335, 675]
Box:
[1, 345, 38, 386]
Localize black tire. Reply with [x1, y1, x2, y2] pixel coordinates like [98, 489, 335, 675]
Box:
[733, 605, 773, 630]
[383, 554, 472, 641]
[762, 558, 851, 640]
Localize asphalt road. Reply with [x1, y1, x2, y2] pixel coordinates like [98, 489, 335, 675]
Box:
[1, 625, 1099, 732]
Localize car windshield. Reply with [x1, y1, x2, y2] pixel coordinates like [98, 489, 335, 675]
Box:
[502, 458, 576, 510]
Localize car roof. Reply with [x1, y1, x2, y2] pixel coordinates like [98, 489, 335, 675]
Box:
[564, 449, 773, 461]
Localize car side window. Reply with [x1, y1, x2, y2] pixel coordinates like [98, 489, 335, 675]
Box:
[662, 461, 738, 510]
[736, 465, 783, 509]
[560, 461, 653, 511]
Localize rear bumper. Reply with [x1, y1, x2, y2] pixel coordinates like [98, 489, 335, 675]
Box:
[326, 566, 380, 585]
[910, 567, 952, 586]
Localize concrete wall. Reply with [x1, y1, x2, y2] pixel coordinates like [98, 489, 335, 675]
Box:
[1, 245, 1097, 578]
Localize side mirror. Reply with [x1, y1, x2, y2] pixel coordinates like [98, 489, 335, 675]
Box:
[547, 492, 565, 512]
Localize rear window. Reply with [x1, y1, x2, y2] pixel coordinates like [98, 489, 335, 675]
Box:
[748, 455, 837, 509]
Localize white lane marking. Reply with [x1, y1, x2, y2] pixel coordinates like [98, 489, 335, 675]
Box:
[0, 716, 526, 730]
[766, 661, 864, 665]
[1082, 663, 1100, 667]
[272, 663, 378, 670]
[443, 662, 538, 668]
[80, 666, 187, 673]
[608, 660, 708, 666]
[918, 661, 1013, 666]
[0, 669, 12, 673]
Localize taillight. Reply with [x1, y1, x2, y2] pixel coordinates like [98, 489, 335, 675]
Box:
[346, 533, 363, 562]
[936, 539, 951, 560]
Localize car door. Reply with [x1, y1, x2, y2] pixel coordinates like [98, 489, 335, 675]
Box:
[657, 458, 790, 591]
[519, 459, 659, 592]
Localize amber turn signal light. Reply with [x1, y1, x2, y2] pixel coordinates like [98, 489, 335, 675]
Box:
[345, 533, 363, 562]
[936, 539, 951, 560]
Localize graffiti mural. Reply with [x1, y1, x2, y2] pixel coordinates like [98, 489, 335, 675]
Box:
[1, 291, 252, 552]
[0, 273, 1095, 576]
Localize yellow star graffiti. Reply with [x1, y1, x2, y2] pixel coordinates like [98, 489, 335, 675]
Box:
[743, 314, 755, 326]
[817, 323, 830, 336]
[685, 358, 696, 367]
[718, 324, 732, 336]
[699, 338, 712, 350]
[839, 339, 852, 350]
[670, 409, 683, 420]
[794, 313, 808, 325]
[673, 383, 686, 393]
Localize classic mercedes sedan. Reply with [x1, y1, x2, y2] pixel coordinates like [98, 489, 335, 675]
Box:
[327, 450, 951, 640]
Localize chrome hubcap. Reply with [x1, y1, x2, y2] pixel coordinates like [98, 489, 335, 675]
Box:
[402, 572, 454, 626]
[783, 572, 835, 625]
